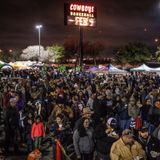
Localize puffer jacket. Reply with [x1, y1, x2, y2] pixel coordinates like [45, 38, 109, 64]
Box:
[73, 127, 94, 157]
[31, 122, 45, 139]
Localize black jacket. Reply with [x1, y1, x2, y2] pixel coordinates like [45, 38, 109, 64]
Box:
[94, 124, 117, 155]
[5, 106, 19, 130]
[137, 135, 160, 160]
[140, 105, 152, 122]
[93, 99, 107, 118]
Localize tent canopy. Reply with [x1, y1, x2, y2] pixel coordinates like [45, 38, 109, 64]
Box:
[149, 67, 160, 72]
[9, 62, 31, 70]
[86, 64, 127, 74]
[0, 64, 6, 69]
[130, 64, 152, 72]
[0, 61, 5, 65]
[98, 65, 108, 71]
[0, 63, 12, 70]
[86, 66, 99, 72]
[1, 65, 13, 70]
[108, 64, 127, 73]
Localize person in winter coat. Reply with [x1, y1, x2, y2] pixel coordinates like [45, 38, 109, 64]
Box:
[140, 99, 153, 124]
[115, 96, 131, 130]
[50, 114, 71, 158]
[31, 116, 45, 149]
[86, 93, 96, 110]
[95, 118, 119, 160]
[128, 98, 140, 119]
[74, 107, 93, 131]
[5, 98, 19, 153]
[73, 117, 94, 160]
[137, 126, 160, 160]
[110, 129, 146, 160]
[152, 124, 160, 140]
[92, 95, 107, 118]
[25, 116, 33, 153]
[50, 114, 71, 145]
[15, 92, 25, 111]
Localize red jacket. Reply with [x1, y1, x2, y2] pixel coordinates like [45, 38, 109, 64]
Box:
[31, 122, 45, 139]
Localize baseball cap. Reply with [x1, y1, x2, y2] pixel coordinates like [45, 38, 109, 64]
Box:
[139, 126, 149, 133]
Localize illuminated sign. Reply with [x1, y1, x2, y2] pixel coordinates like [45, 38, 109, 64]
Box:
[64, 3, 97, 27]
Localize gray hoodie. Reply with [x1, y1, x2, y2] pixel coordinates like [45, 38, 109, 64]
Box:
[73, 127, 94, 157]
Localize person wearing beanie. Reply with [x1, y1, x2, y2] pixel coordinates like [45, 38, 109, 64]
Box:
[106, 118, 119, 138]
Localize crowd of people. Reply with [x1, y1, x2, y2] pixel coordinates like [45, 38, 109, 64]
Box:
[1, 67, 160, 160]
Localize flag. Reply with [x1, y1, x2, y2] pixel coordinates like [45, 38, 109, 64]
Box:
[56, 139, 61, 160]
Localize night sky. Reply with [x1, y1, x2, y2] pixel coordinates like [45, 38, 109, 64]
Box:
[0, 0, 160, 53]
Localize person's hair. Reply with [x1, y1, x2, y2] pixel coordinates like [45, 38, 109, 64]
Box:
[56, 114, 64, 121]
[35, 115, 41, 121]
[77, 118, 89, 137]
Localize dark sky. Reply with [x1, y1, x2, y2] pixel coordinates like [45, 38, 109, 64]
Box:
[0, 0, 160, 52]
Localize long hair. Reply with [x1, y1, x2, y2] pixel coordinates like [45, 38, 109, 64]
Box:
[77, 118, 89, 137]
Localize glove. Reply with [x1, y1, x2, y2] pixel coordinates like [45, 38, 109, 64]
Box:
[150, 151, 159, 158]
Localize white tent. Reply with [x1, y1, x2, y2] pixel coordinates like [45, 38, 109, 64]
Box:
[108, 64, 127, 74]
[98, 65, 108, 72]
[149, 67, 160, 72]
[130, 64, 152, 72]
[9, 61, 37, 67]
[155, 68, 160, 71]
[1, 65, 13, 70]
[0, 61, 5, 64]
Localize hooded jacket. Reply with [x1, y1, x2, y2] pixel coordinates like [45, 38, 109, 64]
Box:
[31, 122, 45, 139]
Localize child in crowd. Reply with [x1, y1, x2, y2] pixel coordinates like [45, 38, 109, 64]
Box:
[31, 116, 45, 150]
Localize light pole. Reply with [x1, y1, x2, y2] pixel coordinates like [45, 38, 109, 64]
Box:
[35, 24, 42, 60]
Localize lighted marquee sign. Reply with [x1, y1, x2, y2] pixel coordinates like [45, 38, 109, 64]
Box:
[64, 3, 97, 27]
